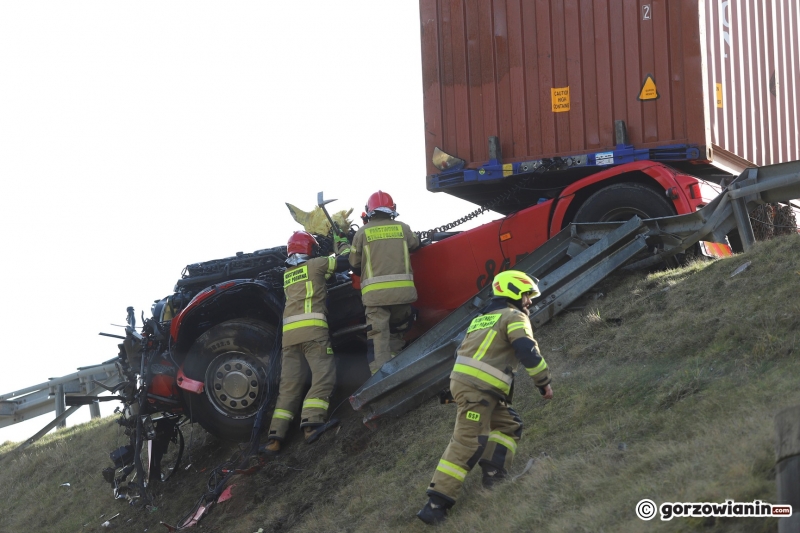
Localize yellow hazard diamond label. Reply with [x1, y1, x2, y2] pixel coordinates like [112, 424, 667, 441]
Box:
[638, 74, 660, 101]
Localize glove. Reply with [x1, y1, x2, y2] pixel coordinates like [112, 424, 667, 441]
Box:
[333, 232, 351, 255]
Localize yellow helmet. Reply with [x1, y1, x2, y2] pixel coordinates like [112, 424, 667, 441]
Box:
[492, 270, 540, 300]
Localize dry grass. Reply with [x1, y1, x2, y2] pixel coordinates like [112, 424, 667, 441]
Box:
[2, 234, 799, 533]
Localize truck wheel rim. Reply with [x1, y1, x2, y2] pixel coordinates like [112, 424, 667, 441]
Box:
[204, 351, 264, 419]
[599, 206, 651, 222]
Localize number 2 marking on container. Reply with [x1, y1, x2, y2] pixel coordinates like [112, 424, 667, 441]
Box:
[642, 5, 651, 20]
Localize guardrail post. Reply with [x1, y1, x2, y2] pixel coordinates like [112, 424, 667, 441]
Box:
[88, 374, 101, 419]
[730, 171, 757, 251]
[731, 196, 756, 251]
[775, 404, 800, 533]
[55, 384, 66, 429]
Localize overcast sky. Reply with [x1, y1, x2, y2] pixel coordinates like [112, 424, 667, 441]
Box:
[0, 2, 497, 443]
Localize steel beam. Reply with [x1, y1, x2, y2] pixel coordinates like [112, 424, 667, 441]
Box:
[350, 218, 649, 424]
[349, 160, 800, 425]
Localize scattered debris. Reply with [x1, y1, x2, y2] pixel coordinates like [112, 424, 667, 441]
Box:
[731, 261, 752, 277]
[60, 482, 71, 488]
[618, 442, 627, 451]
[100, 513, 120, 528]
[511, 458, 536, 481]
[177, 503, 209, 529]
[217, 485, 236, 503]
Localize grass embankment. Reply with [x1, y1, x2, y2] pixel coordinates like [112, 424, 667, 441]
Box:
[2, 234, 799, 533]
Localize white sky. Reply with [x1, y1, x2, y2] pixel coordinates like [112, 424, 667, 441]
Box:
[0, 2, 499, 443]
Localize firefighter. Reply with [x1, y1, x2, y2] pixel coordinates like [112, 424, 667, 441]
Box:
[417, 270, 554, 525]
[347, 190, 420, 375]
[262, 231, 347, 454]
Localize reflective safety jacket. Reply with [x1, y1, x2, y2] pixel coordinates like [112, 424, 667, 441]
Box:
[282, 255, 337, 346]
[349, 216, 420, 307]
[450, 300, 551, 398]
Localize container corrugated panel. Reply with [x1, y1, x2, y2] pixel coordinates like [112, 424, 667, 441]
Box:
[420, 0, 800, 177]
[705, 0, 800, 169]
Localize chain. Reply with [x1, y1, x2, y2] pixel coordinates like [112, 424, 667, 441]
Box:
[417, 158, 559, 240]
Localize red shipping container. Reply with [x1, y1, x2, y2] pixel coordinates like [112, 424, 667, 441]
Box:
[419, 0, 800, 178]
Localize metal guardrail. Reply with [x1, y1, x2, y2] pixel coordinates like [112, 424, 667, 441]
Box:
[0, 359, 122, 446]
[350, 160, 800, 426]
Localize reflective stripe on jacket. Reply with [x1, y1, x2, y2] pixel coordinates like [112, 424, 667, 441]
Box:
[450, 304, 548, 397]
[349, 217, 419, 306]
[282, 255, 336, 346]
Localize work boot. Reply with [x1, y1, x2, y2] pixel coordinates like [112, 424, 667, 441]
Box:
[303, 418, 340, 444]
[481, 466, 507, 489]
[416, 498, 449, 525]
[260, 439, 281, 455]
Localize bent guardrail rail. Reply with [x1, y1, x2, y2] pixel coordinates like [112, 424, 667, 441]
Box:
[0, 360, 122, 448]
[350, 160, 800, 426]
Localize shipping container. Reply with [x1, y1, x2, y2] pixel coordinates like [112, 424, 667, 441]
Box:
[420, 0, 800, 202]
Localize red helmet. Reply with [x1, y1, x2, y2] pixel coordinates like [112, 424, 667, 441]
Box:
[365, 190, 397, 217]
[287, 231, 318, 256]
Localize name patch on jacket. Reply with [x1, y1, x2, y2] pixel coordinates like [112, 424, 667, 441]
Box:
[467, 313, 501, 333]
[284, 265, 309, 287]
[365, 225, 404, 242]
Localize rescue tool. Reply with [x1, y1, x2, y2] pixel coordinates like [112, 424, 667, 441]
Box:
[317, 191, 345, 237]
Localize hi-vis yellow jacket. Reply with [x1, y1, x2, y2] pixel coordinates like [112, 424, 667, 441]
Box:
[450, 303, 550, 398]
[349, 217, 420, 307]
[282, 255, 337, 346]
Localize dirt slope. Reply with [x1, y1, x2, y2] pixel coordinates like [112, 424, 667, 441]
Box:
[2, 234, 799, 533]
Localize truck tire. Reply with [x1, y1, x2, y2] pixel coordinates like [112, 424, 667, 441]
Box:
[573, 182, 676, 223]
[181, 319, 280, 442]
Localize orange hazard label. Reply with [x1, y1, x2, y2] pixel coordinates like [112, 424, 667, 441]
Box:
[551, 87, 570, 112]
[638, 74, 660, 101]
[716, 83, 723, 108]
